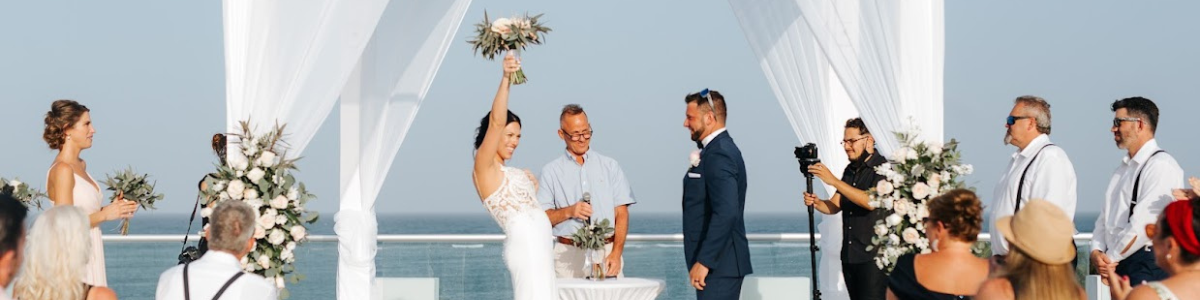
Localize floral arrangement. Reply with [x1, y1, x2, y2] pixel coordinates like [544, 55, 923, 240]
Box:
[201, 121, 319, 299]
[866, 129, 973, 272]
[0, 177, 46, 209]
[570, 218, 615, 250]
[467, 11, 551, 85]
[103, 167, 164, 235]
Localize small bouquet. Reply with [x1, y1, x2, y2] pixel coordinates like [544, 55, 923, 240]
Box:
[571, 218, 614, 280]
[1, 177, 47, 209]
[467, 11, 551, 85]
[104, 167, 164, 235]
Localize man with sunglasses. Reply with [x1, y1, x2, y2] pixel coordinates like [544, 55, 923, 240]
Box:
[538, 104, 637, 279]
[803, 117, 889, 300]
[988, 96, 1078, 268]
[1092, 97, 1183, 286]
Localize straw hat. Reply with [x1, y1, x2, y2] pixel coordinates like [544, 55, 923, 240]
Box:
[996, 199, 1076, 264]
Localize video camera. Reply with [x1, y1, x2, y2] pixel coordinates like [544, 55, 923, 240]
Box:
[794, 143, 820, 177]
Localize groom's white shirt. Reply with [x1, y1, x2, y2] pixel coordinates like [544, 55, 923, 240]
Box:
[701, 128, 727, 149]
[156, 251, 278, 300]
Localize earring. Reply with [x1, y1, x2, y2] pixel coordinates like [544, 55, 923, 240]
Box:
[1167, 254, 1173, 260]
[66, 136, 72, 141]
[931, 238, 940, 252]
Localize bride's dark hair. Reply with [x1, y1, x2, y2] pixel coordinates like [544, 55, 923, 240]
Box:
[474, 110, 522, 150]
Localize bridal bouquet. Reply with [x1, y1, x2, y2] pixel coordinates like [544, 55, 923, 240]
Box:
[201, 121, 318, 299]
[104, 168, 165, 235]
[1, 177, 46, 209]
[467, 11, 551, 85]
[865, 129, 973, 272]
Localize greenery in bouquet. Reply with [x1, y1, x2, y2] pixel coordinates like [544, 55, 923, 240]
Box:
[865, 129, 974, 272]
[570, 218, 614, 250]
[201, 121, 318, 299]
[467, 11, 551, 85]
[1, 177, 47, 210]
[103, 167, 164, 235]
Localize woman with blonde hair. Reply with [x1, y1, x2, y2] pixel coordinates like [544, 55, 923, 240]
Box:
[976, 200, 1085, 300]
[43, 99, 138, 286]
[13, 206, 117, 300]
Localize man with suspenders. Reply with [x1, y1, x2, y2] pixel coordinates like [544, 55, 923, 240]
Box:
[157, 201, 277, 300]
[1092, 97, 1184, 286]
[989, 96, 1078, 267]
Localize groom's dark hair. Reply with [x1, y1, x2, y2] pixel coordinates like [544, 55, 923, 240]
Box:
[685, 90, 727, 123]
[474, 110, 523, 150]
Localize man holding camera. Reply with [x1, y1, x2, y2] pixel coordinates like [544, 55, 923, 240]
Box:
[804, 118, 888, 300]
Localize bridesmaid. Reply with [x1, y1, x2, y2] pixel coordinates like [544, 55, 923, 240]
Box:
[43, 99, 138, 287]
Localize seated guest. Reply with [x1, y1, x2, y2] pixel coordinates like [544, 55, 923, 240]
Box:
[156, 200, 277, 300]
[887, 189, 989, 300]
[975, 200, 1084, 300]
[0, 195, 29, 300]
[13, 206, 117, 300]
[1106, 196, 1200, 300]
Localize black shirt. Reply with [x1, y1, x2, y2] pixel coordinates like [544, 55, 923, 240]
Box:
[839, 150, 888, 264]
[888, 254, 972, 300]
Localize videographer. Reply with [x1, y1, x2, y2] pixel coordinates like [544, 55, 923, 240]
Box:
[803, 117, 888, 300]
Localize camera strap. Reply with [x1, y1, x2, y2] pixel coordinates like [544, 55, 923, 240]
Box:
[182, 193, 202, 253]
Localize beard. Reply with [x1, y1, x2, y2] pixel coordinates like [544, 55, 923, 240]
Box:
[1115, 134, 1128, 149]
[690, 124, 706, 142]
[1003, 133, 1014, 146]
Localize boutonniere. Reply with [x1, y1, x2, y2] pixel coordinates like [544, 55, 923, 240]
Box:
[689, 150, 702, 167]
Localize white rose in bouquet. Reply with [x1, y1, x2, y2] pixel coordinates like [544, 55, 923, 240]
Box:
[902, 227, 920, 244]
[911, 165, 926, 178]
[888, 234, 900, 245]
[876, 180, 895, 196]
[227, 180, 246, 200]
[281, 247, 294, 261]
[874, 224, 888, 236]
[928, 173, 942, 192]
[886, 214, 902, 226]
[883, 198, 895, 210]
[201, 207, 213, 218]
[269, 229, 286, 245]
[259, 209, 278, 230]
[275, 276, 285, 289]
[893, 200, 910, 215]
[271, 195, 288, 209]
[275, 215, 287, 225]
[244, 189, 259, 201]
[287, 187, 299, 201]
[256, 151, 277, 167]
[912, 182, 931, 200]
[929, 142, 943, 155]
[290, 225, 306, 241]
[247, 168, 266, 184]
[916, 203, 930, 220]
[227, 151, 250, 171]
[490, 18, 514, 36]
[254, 225, 266, 239]
[246, 198, 264, 210]
[257, 254, 271, 270]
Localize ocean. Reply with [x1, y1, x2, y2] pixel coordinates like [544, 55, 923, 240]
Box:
[101, 212, 1101, 299]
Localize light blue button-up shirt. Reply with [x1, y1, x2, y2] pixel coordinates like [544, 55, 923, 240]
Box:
[537, 149, 636, 237]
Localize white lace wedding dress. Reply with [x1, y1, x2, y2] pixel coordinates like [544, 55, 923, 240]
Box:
[483, 166, 557, 299]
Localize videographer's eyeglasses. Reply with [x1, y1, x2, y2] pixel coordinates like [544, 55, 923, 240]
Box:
[839, 136, 869, 145]
[699, 88, 717, 113]
[1006, 115, 1031, 126]
[562, 129, 593, 141]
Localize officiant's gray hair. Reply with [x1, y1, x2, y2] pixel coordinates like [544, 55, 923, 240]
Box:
[1015, 95, 1052, 135]
[210, 200, 256, 252]
[560, 104, 586, 121]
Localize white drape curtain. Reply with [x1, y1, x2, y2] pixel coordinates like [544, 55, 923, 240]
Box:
[335, 0, 472, 299]
[730, 1, 944, 299]
[222, 0, 390, 157]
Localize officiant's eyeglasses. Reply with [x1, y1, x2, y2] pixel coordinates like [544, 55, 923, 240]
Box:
[1006, 115, 1031, 126]
[563, 130, 593, 141]
[699, 88, 717, 113]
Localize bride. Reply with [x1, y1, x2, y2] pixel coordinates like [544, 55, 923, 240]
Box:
[472, 53, 557, 299]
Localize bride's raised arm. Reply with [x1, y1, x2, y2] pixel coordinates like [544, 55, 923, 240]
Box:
[473, 53, 521, 191]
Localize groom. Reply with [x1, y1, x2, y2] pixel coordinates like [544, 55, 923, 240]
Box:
[681, 89, 751, 300]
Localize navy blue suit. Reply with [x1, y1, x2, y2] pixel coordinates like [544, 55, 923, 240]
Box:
[683, 131, 752, 300]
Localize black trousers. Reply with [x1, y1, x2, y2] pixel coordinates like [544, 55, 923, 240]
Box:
[1115, 248, 1168, 286]
[695, 275, 744, 300]
[843, 262, 887, 300]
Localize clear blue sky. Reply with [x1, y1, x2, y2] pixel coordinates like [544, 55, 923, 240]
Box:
[1, 1, 1197, 217]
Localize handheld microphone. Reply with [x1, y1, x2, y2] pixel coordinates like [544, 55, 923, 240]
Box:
[581, 192, 592, 225]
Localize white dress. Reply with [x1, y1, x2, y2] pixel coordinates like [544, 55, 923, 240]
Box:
[482, 166, 557, 300]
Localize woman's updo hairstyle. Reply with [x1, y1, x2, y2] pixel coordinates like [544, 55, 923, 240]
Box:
[42, 100, 90, 150]
[926, 189, 984, 242]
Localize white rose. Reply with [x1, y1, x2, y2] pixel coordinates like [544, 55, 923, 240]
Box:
[929, 142, 943, 155]
[244, 188, 259, 201]
[227, 180, 246, 200]
[254, 225, 267, 239]
[212, 181, 226, 193]
[689, 150, 701, 167]
[912, 182, 931, 200]
[883, 198, 895, 210]
[276, 214, 287, 225]
[258, 209, 277, 230]
[271, 195, 288, 209]
[874, 224, 888, 237]
[287, 187, 299, 201]
[281, 248, 294, 261]
[247, 168, 266, 184]
[876, 180, 895, 196]
[902, 227, 920, 244]
[227, 151, 250, 171]
[886, 214, 902, 226]
[275, 276, 285, 289]
[256, 151, 277, 167]
[916, 204, 930, 220]
[928, 173, 942, 192]
[257, 254, 271, 270]
[269, 229, 285, 245]
[893, 200, 909, 215]
[240, 255, 250, 268]
[888, 234, 900, 245]
[286, 241, 296, 251]
[290, 226, 306, 241]
[911, 165, 925, 178]
[905, 148, 919, 161]
[201, 207, 213, 218]
[246, 198, 264, 210]
[490, 18, 514, 36]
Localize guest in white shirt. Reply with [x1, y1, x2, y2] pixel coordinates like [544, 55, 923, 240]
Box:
[1092, 96, 1184, 286]
[989, 96, 1078, 264]
[156, 201, 277, 300]
[0, 195, 29, 300]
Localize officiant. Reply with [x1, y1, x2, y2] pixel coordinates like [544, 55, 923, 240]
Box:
[803, 118, 889, 300]
[538, 104, 637, 278]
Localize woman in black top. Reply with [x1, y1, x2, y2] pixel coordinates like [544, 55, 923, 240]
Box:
[888, 189, 989, 300]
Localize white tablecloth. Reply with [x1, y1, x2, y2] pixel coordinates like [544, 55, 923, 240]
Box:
[557, 278, 665, 300]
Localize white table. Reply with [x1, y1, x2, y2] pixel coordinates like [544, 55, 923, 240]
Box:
[557, 278, 666, 300]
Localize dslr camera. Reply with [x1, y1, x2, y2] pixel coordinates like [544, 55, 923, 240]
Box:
[794, 143, 820, 177]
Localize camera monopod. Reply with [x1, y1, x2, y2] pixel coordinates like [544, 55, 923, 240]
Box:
[794, 143, 822, 300]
